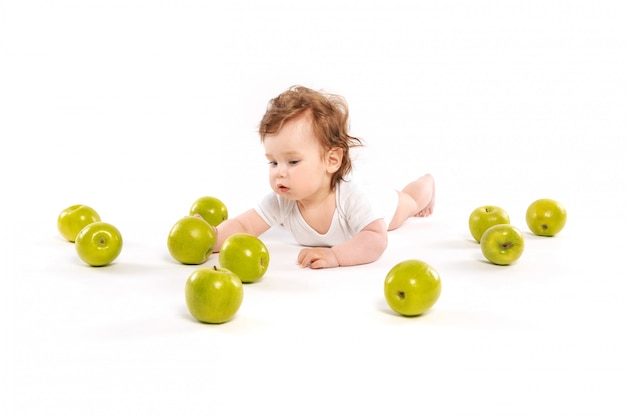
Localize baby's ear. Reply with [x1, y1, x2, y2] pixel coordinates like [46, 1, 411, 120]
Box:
[326, 147, 344, 173]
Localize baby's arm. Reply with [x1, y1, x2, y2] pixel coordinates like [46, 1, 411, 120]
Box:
[297, 219, 388, 269]
[213, 209, 271, 252]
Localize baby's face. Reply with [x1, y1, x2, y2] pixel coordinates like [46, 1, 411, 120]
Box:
[263, 114, 334, 203]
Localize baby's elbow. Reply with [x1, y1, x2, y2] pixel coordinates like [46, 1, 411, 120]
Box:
[373, 232, 388, 260]
[380, 231, 389, 250]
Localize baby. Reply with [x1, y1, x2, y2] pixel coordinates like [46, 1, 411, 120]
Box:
[213, 85, 435, 269]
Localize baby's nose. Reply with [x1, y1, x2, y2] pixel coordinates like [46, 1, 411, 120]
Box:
[277, 164, 287, 177]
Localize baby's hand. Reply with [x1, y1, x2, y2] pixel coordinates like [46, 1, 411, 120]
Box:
[297, 247, 339, 269]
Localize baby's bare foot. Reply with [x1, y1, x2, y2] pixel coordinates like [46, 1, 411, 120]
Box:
[416, 175, 435, 217]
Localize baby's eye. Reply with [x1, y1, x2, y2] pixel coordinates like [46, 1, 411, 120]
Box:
[268, 161, 278, 167]
[289, 160, 300, 165]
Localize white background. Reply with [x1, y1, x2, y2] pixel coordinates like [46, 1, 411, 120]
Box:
[1, 1, 625, 416]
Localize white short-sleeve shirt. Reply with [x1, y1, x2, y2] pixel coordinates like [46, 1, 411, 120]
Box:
[255, 180, 397, 247]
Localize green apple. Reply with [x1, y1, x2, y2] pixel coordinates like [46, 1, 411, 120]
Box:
[185, 266, 244, 324]
[189, 196, 228, 227]
[218, 233, 269, 283]
[384, 259, 442, 317]
[526, 198, 567, 237]
[468, 205, 510, 242]
[167, 216, 216, 265]
[57, 204, 101, 242]
[75, 222, 123, 267]
[480, 224, 524, 265]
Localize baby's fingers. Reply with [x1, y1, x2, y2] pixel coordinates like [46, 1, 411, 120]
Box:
[297, 248, 337, 269]
[297, 249, 311, 268]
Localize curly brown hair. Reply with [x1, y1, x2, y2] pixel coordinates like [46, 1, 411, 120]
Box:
[259, 85, 363, 190]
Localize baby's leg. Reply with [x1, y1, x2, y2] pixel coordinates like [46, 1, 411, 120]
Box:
[404, 173, 435, 217]
[388, 174, 435, 230]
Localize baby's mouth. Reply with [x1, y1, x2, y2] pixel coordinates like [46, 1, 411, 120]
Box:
[277, 184, 289, 192]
